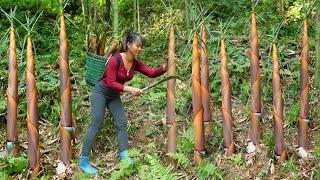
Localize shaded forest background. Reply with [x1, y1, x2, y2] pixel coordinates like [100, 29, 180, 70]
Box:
[0, 0, 319, 179]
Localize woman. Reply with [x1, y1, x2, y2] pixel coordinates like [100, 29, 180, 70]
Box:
[80, 32, 167, 174]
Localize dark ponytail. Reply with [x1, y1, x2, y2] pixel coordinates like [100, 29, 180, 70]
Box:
[123, 32, 145, 51]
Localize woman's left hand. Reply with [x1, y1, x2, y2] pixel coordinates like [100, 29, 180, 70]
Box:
[162, 63, 168, 71]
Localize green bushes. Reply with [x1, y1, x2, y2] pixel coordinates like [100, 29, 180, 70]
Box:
[0, 156, 28, 177]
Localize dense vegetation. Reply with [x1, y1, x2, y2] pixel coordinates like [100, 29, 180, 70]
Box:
[0, 0, 319, 179]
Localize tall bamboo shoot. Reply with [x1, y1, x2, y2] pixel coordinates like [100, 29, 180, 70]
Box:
[249, 12, 262, 145]
[200, 24, 212, 135]
[298, 19, 309, 151]
[7, 25, 19, 156]
[166, 25, 176, 165]
[272, 43, 287, 161]
[220, 38, 235, 156]
[26, 35, 41, 177]
[192, 30, 205, 163]
[59, 14, 73, 166]
[166, 25, 176, 125]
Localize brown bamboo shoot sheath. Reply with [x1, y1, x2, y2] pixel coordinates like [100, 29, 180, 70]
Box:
[26, 36, 41, 177]
[200, 24, 211, 124]
[298, 118, 308, 150]
[299, 19, 309, 120]
[200, 24, 212, 136]
[59, 14, 73, 165]
[249, 12, 261, 144]
[250, 112, 260, 144]
[272, 43, 287, 161]
[88, 34, 96, 54]
[166, 25, 176, 125]
[192, 31, 205, 161]
[298, 19, 309, 150]
[166, 25, 176, 162]
[99, 36, 106, 56]
[96, 35, 106, 56]
[250, 12, 262, 113]
[220, 39, 235, 156]
[167, 122, 177, 165]
[7, 25, 19, 155]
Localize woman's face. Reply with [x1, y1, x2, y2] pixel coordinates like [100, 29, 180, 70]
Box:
[127, 40, 144, 57]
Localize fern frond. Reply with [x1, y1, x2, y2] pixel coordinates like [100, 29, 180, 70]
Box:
[109, 160, 138, 180]
[177, 126, 195, 154]
[139, 154, 178, 180]
[197, 161, 223, 180]
[168, 152, 191, 168]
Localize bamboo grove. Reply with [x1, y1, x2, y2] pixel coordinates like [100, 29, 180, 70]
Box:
[2, 8, 75, 177]
[2, 7, 316, 178]
[188, 10, 313, 162]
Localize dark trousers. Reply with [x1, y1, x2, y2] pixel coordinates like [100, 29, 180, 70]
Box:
[81, 82, 128, 157]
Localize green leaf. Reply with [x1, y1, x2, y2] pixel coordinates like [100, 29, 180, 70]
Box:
[6, 156, 28, 174]
[0, 171, 9, 180]
[0, 99, 6, 112]
[197, 161, 223, 180]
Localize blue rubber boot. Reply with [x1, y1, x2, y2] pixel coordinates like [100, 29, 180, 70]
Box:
[79, 156, 98, 175]
[119, 150, 135, 164]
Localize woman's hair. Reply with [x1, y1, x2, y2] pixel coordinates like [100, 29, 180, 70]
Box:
[123, 32, 145, 51]
[106, 32, 145, 56]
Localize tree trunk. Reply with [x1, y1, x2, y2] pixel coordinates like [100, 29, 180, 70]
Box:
[185, 0, 190, 28]
[315, 1, 320, 89]
[137, 0, 140, 32]
[113, 0, 119, 36]
[104, 0, 111, 24]
[80, 0, 87, 25]
[133, 0, 137, 31]
[93, 0, 97, 23]
[279, 0, 285, 17]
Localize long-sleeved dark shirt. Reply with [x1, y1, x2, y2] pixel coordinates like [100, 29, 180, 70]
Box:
[101, 54, 166, 92]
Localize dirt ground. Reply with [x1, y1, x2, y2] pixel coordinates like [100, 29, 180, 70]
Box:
[0, 92, 319, 179]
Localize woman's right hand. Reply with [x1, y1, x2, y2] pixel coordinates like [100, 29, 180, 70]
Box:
[124, 86, 142, 96]
[130, 87, 142, 96]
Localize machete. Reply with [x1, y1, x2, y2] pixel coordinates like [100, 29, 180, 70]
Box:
[123, 75, 182, 102]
